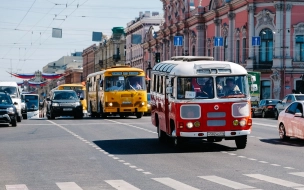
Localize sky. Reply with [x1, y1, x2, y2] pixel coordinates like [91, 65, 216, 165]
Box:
[0, 0, 163, 82]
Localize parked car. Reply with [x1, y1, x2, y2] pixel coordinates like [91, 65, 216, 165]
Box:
[46, 90, 83, 119]
[0, 92, 18, 127]
[252, 99, 280, 118]
[278, 101, 304, 140]
[144, 93, 151, 116]
[274, 94, 304, 119]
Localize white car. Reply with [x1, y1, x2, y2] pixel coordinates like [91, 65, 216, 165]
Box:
[278, 101, 304, 140]
[274, 94, 304, 119]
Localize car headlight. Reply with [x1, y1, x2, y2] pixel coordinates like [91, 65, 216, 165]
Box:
[75, 102, 81, 106]
[7, 107, 15, 114]
[186, 122, 194, 129]
[108, 102, 113, 107]
[52, 103, 59, 107]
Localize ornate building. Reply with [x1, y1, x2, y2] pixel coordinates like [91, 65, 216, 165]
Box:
[125, 11, 164, 72]
[142, 0, 304, 99]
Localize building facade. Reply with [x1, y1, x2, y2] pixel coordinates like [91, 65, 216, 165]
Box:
[143, 0, 304, 99]
[82, 44, 96, 80]
[125, 11, 164, 73]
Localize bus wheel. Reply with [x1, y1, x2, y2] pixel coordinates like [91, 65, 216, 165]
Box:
[157, 125, 167, 142]
[136, 112, 142, 119]
[235, 135, 247, 149]
[174, 137, 185, 147]
[120, 114, 125, 118]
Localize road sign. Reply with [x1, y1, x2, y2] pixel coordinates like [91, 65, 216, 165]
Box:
[214, 37, 223, 46]
[174, 36, 183, 46]
[252, 36, 261, 46]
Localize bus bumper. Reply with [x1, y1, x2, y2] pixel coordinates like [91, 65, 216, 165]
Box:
[179, 130, 251, 137]
[105, 107, 147, 113]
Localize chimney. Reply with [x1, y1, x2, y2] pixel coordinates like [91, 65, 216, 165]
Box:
[144, 11, 150, 17]
[152, 12, 159, 16]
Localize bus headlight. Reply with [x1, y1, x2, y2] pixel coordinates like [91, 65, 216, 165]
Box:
[194, 121, 200, 127]
[233, 120, 239, 126]
[141, 102, 145, 106]
[108, 102, 113, 107]
[52, 103, 59, 107]
[239, 120, 246, 127]
[7, 107, 14, 114]
[186, 122, 194, 129]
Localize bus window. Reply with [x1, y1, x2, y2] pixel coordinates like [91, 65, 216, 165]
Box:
[216, 76, 248, 98]
[105, 76, 146, 91]
[177, 77, 214, 99]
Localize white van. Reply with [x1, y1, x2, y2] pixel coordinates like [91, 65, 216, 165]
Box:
[0, 82, 22, 122]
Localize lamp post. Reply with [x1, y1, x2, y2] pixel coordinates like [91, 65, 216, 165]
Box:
[146, 61, 152, 92]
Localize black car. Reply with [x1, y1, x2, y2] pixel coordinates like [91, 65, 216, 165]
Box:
[46, 90, 83, 119]
[0, 92, 18, 126]
[252, 99, 280, 118]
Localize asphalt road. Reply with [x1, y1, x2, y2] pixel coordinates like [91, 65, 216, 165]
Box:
[0, 116, 304, 190]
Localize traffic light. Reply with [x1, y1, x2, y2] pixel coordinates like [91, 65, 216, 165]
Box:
[155, 52, 161, 63]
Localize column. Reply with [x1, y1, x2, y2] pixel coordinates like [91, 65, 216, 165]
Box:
[285, 3, 292, 58]
[183, 29, 189, 55]
[162, 39, 166, 60]
[214, 19, 221, 60]
[248, 5, 255, 59]
[196, 24, 205, 56]
[274, 2, 284, 58]
[228, 12, 235, 62]
[169, 36, 174, 59]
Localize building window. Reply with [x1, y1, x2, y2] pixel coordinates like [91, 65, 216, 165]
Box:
[261, 80, 271, 99]
[208, 49, 211, 56]
[236, 40, 240, 63]
[296, 79, 304, 94]
[242, 38, 246, 63]
[259, 28, 273, 63]
[295, 35, 304, 61]
[224, 37, 228, 61]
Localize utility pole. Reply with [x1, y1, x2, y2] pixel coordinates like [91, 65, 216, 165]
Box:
[10, 59, 12, 77]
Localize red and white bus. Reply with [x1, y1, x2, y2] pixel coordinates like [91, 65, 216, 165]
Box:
[150, 56, 253, 149]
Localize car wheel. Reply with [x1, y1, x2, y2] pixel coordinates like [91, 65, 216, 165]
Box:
[17, 115, 22, 122]
[22, 114, 27, 120]
[252, 110, 256, 118]
[11, 118, 17, 127]
[274, 110, 279, 120]
[50, 111, 55, 120]
[279, 123, 290, 140]
[235, 135, 247, 149]
[262, 110, 267, 118]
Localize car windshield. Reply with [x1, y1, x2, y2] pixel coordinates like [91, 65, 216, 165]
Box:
[295, 95, 304, 100]
[266, 100, 279, 104]
[105, 76, 146, 92]
[0, 86, 17, 97]
[53, 91, 78, 100]
[25, 95, 39, 111]
[0, 94, 12, 105]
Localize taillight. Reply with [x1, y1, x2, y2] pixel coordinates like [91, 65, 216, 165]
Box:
[267, 106, 274, 109]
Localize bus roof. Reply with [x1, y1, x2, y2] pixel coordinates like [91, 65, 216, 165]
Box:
[59, 83, 84, 87]
[152, 56, 247, 76]
[87, 67, 144, 78]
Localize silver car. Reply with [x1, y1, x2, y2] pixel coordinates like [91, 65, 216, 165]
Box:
[274, 94, 304, 119]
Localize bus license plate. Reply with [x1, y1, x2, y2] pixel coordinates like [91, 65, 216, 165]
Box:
[63, 108, 73, 111]
[207, 132, 224, 136]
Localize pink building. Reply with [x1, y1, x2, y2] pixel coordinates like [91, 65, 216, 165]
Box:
[142, 0, 304, 99]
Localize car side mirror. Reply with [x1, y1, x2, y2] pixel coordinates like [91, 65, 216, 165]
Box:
[46, 97, 50, 101]
[14, 102, 18, 105]
[295, 112, 302, 117]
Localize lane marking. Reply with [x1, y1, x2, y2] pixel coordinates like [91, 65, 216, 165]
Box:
[5, 184, 29, 190]
[285, 167, 295, 170]
[152, 177, 199, 190]
[105, 180, 140, 190]
[56, 182, 83, 190]
[290, 172, 304, 178]
[259, 161, 268, 163]
[199, 175, 255, 189]
[271, 164, 281, 166]
[244, 174, 304, 188]
[253, 122, 276, 128]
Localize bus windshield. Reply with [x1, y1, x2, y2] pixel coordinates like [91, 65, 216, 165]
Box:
[177, 75, 248, 99]
[25, 95, 39, 111]
[105, 76, 146, 92]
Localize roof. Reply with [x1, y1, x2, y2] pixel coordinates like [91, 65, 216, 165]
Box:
[0, 82, 18, 87]
[152, 56, 247, 76]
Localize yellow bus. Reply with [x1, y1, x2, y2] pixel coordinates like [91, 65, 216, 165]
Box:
[86, 66, 148, 119]
[56, 83, 87, 116]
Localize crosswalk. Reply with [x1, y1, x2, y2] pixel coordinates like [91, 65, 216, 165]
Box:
[4, 172, 304, 190]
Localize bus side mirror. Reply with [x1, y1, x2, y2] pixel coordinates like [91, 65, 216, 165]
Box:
[166, 87, 172, 94]
[251, 84, 258, 92]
